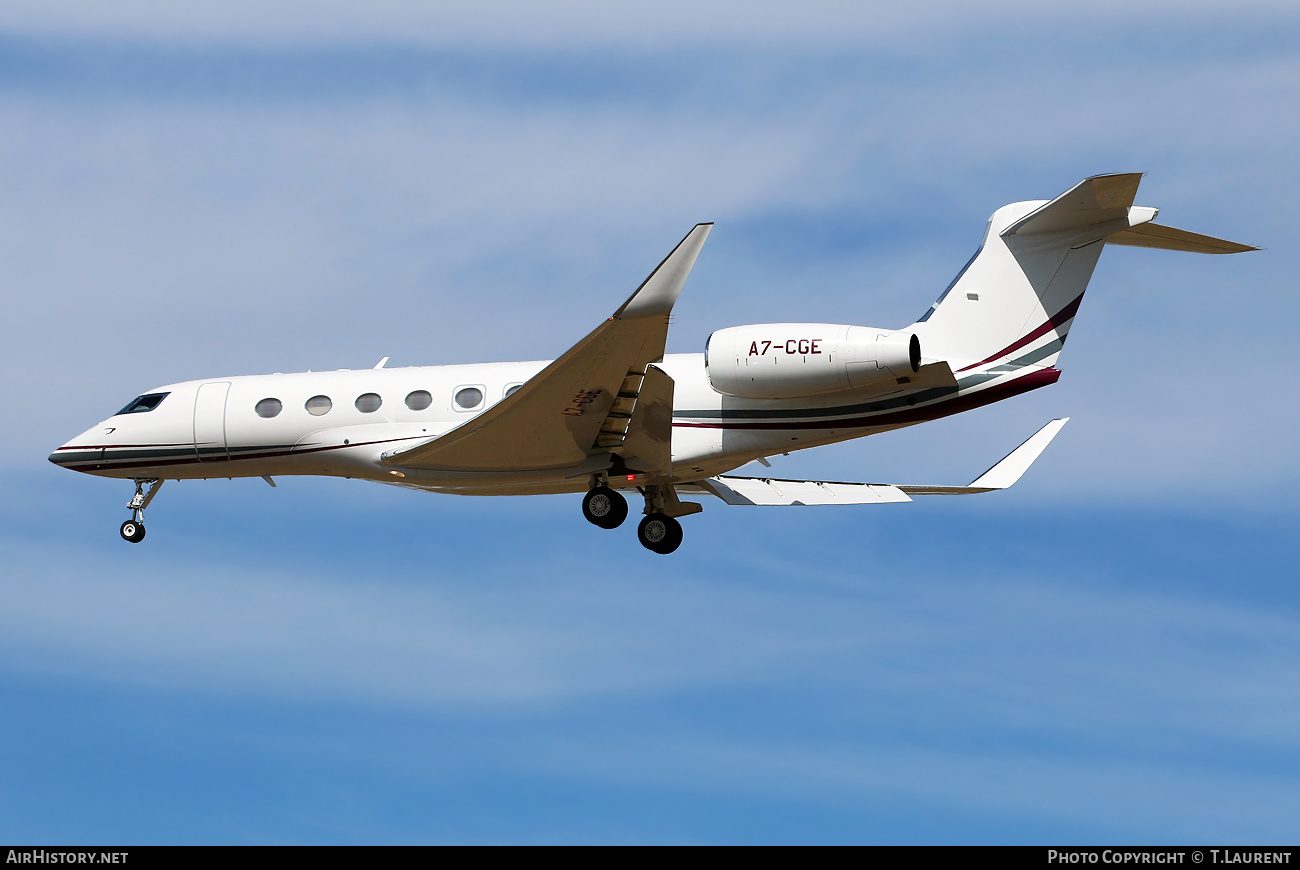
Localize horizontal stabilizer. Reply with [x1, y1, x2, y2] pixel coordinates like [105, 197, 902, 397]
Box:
[899, 417, 1068, 495]
[1105, 222, 1258, 254]
[1003, 173, 1142, 235]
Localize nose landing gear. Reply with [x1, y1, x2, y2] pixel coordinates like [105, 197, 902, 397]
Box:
[120, 478, 163, 544]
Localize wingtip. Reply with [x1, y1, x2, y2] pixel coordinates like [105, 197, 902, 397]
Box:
[967, 417, 1070, 490]
[1087, 170, 1144, 181]
[614, 223, 713, 320]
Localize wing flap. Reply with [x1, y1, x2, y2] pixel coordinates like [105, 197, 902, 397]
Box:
[698, 477, 912, 506]
[620, 364, 674, 476]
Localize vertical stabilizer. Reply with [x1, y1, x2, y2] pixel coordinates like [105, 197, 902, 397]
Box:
[912, 174, 1146, 370]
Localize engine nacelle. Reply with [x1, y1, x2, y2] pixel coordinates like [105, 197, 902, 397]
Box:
[706, 323, 921, 399]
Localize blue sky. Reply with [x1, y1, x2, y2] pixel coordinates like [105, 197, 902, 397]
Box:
[2, 1, 1298, 844]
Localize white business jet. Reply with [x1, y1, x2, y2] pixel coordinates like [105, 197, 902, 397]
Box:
[51, 174, 1254, 553]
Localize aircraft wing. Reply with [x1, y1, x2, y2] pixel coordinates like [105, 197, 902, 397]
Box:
[383, 223, 713, 473]
[694, 418, 1068, 505]
[696, 477, 913, 506]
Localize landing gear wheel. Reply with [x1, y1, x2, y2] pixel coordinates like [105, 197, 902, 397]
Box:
[637, 513, 682, 554]
[119, 520, 146, 543]
[582, 486, 628, 529]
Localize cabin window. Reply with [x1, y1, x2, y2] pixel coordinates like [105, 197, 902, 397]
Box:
[405, 390, 432, 411]
[255, 398, 283, 418]
[116, 392, 169, 415]
[503, 383, 523, 399]
[454, 386, 484, 410]
[355, 393, 382, 413]
[305, 395, 333, 416]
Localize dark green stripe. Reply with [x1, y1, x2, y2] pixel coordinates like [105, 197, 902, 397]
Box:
[1009, 337, 1065, 367]
[88, 444, 301, 462]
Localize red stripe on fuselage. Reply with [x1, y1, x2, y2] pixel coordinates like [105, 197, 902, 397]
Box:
[61, 436, 424, 473]
[55, 442, 194, 451]
[956, 294, 1084, 372]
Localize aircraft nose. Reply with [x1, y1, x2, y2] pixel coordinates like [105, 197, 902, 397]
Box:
[49, 427, 106, 472]
[49, 438, 85, 468]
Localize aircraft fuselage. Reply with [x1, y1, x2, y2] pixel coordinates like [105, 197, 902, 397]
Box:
[49, 352, 1054, 496]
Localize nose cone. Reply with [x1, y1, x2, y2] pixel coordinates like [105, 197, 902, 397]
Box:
[49, 425, 108, 473]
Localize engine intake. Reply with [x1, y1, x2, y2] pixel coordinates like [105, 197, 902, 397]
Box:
[706, 323, 921, 399]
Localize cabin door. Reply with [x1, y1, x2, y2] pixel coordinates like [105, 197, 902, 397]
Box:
[193, 382, 231, 462]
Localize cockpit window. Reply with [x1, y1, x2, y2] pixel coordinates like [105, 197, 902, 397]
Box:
[116, 392, 170, 415]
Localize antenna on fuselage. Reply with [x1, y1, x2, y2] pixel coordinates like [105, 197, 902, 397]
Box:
[374, 357, 389, 369]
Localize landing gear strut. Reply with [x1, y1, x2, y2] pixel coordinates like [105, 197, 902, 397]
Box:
[582, 480, 629, 529]
[120, 478, 163, 544]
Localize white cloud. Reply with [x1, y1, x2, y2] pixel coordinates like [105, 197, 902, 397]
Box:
[525, 734, 1300, 841]
[4, 531, 1300, 839]
[3, 535, 1298, 738]
[0, 1, 1295, 49]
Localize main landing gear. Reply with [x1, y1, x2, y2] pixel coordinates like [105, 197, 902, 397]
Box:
[581, 477, 694, 555]
[637, 512, 682, 555]
[581, 484, 629, 529]
[120, 478, 163, 544]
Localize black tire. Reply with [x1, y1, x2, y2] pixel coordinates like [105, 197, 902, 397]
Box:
[582, 486, 628, 529]
[637, 513, 682, 554]
[120, 520, 146, 543]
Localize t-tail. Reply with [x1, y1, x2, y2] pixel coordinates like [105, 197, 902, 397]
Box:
[911, 173, 1256, 373]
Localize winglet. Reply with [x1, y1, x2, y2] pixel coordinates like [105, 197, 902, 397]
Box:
[613, 223, 713, 320]
[898, 418, 1069, 495]
[968, 417, 1069, 489]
